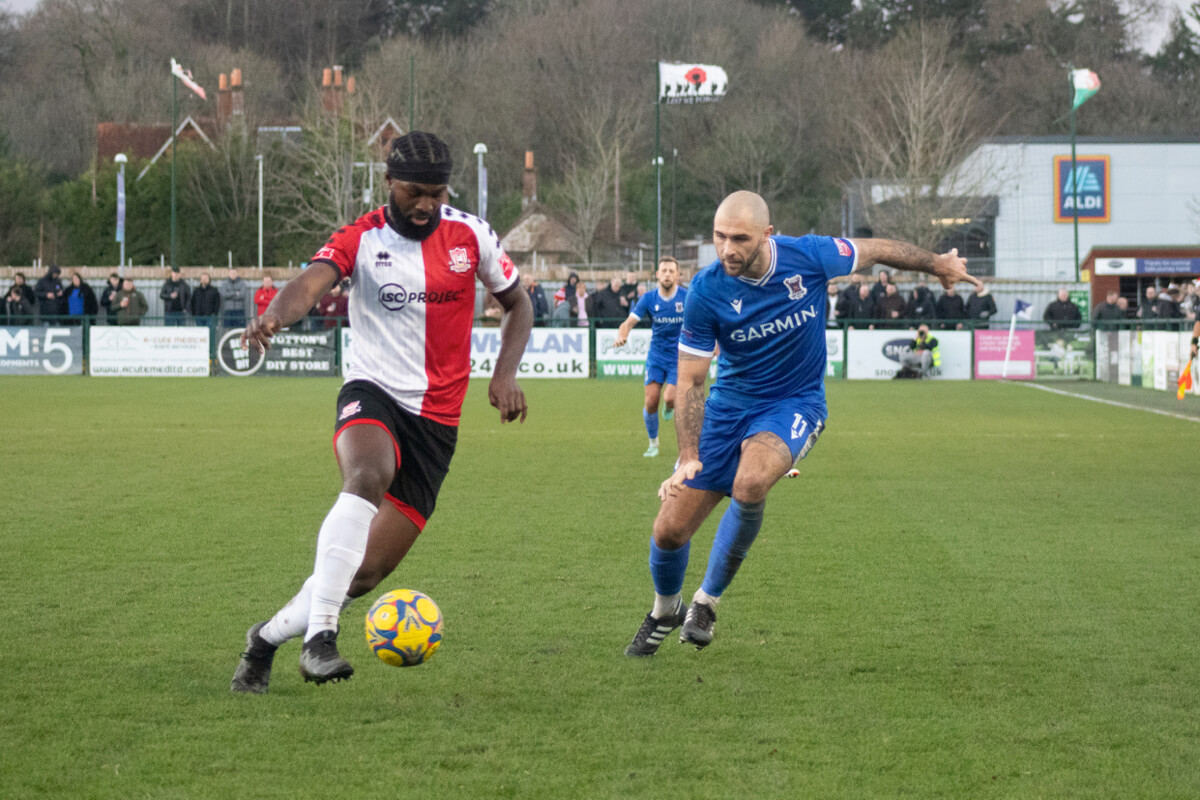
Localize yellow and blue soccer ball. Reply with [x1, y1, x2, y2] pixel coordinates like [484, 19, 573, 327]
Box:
[365, 589, 443, 667]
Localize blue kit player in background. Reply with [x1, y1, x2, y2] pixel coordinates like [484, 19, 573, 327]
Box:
[624, 190, 981, 656]
[613, 256, 687, 457]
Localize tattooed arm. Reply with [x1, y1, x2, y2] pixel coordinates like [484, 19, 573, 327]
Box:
[851, 240, 981, 291]
[658, 351, 712, 500]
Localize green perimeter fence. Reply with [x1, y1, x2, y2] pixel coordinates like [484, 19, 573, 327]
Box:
[0, 316, 1195, 393]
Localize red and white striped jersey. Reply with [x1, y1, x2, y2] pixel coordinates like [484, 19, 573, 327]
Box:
[311, 204, 519, 425]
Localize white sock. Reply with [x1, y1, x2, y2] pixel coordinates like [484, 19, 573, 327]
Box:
[260, 577, 314, 646]
[692, 587, 720, 608]
[653, 592, 681, 618]
[305, 492, 377, 642]
[649, 437, 659, 446]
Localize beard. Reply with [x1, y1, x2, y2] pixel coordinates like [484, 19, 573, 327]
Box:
[387, 195, 442, 241]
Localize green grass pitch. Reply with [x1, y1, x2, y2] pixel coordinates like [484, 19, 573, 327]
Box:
[2, 376, 1199, 799]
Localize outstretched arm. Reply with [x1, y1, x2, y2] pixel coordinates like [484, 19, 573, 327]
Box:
[489, 281, 533, 423]
[613, 314, 639, 347]
[241, 263, 338, 352]
[850, 240, 981, 291]
[1191, 318, 1200, 359]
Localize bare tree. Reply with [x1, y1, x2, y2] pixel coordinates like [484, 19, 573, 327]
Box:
[838, 22, 995, 250]
[264, 94, 373, 238]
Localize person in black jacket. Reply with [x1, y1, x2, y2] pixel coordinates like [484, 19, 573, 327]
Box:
[906, 278, 938, 322]
[842, 283, 876, 328]
[590, 276, 626, 328]
[99, 272, 122, 324]
[160, 268, 192, 326]
[935, 285, 965, 330]
[189, 271, 222, 329]
[5, 284, 33, 325]
[34, 265, 66, 323]
[965, 281, 997, 329]
[522, 273, 549, 324]
[1092, 290, 1125, 328]
[1043, 288, 1081, 331]
[10, 271, 35, 307]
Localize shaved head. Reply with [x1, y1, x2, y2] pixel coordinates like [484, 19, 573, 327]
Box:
[713, 191, 774, 279]
[715, 191, 770, 230]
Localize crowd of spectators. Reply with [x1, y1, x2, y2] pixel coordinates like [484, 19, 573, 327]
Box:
[822, 271, 1199, 332]
[1, 266, 352, 330]
[515, 271, 648, 329]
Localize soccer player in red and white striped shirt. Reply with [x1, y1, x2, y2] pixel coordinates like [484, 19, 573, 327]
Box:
[232, 132, 532, 692]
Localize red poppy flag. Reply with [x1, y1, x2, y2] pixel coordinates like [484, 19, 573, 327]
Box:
[659, 62, 728, 104]
[171, 58, 207, 101]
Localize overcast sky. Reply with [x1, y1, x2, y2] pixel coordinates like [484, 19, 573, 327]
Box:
[0, 0, 1195, 54]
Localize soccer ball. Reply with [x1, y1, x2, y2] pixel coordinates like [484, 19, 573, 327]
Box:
[365, 589, 444, 667]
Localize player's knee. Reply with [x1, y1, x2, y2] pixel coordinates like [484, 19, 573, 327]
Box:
[651, 516, 691, 550]
[731, 476, 772, 505]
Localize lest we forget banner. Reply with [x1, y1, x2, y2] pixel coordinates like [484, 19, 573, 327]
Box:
[0, 326, 84, 375]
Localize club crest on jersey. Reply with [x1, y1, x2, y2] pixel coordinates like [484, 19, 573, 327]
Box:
[448, 247, 472, 273]
[676, 301, 684, 312]
[784, 275, 807, 301]
[338, 400, 362, 421]
[375, 251, 392, 268]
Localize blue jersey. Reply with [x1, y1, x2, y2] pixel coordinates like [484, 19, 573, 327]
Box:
[678, 234, 858, 412]
[631, 285, 687, 365]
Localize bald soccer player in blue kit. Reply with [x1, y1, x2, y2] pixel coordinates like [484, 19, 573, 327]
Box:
[624, 190, 980, 656]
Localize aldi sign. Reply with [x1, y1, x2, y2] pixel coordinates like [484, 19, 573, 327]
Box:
[1053, 154, 1110, 223]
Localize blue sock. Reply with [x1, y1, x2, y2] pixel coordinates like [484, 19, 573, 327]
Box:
[643, 408, 659, 440]
[700, 499, 765, 597]
[649, 538, 690, 596]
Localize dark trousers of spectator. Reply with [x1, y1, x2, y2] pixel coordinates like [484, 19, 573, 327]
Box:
[165, 311, 185, 326]
[223, 310, 246, 329]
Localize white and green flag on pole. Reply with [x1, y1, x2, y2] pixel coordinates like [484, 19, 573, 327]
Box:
[1070, 68, 1100, 110]
[658, 62, 728, 104]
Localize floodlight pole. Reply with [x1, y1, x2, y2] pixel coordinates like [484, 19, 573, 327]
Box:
[115, 153, 127, 271]
[255, 154, 263, 269]
[171, 75, 178, 271]
[473, 143, 488, 220]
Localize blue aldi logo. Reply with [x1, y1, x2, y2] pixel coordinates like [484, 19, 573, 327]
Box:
[1053, 154, 1110, 223]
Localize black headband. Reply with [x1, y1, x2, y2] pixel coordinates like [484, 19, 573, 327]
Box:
[387, 162, 452, 186]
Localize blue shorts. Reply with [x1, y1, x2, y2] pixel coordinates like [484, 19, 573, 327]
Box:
[644, 354, 677, 387]
[684, 394, 825, 495]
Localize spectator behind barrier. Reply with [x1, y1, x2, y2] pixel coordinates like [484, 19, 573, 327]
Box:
[5, 284, 33, 325]
[1043, 287, 1081, 330]
[1092, 290, 1125, 327]
[99, 272, 121, 325]
[936, 284, 965, 330]
[965, 280, 997, 329]
[64, 270, 98, 325]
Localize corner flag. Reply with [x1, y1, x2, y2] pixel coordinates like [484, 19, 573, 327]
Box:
[1014, 299, 1033, 320]
[1070, 69, 1100, 110]
[171, 58, 207, 100]
[1179, 358, 1193, 400]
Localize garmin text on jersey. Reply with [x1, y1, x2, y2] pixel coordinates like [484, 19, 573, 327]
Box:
[729, 303, 820, 343]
